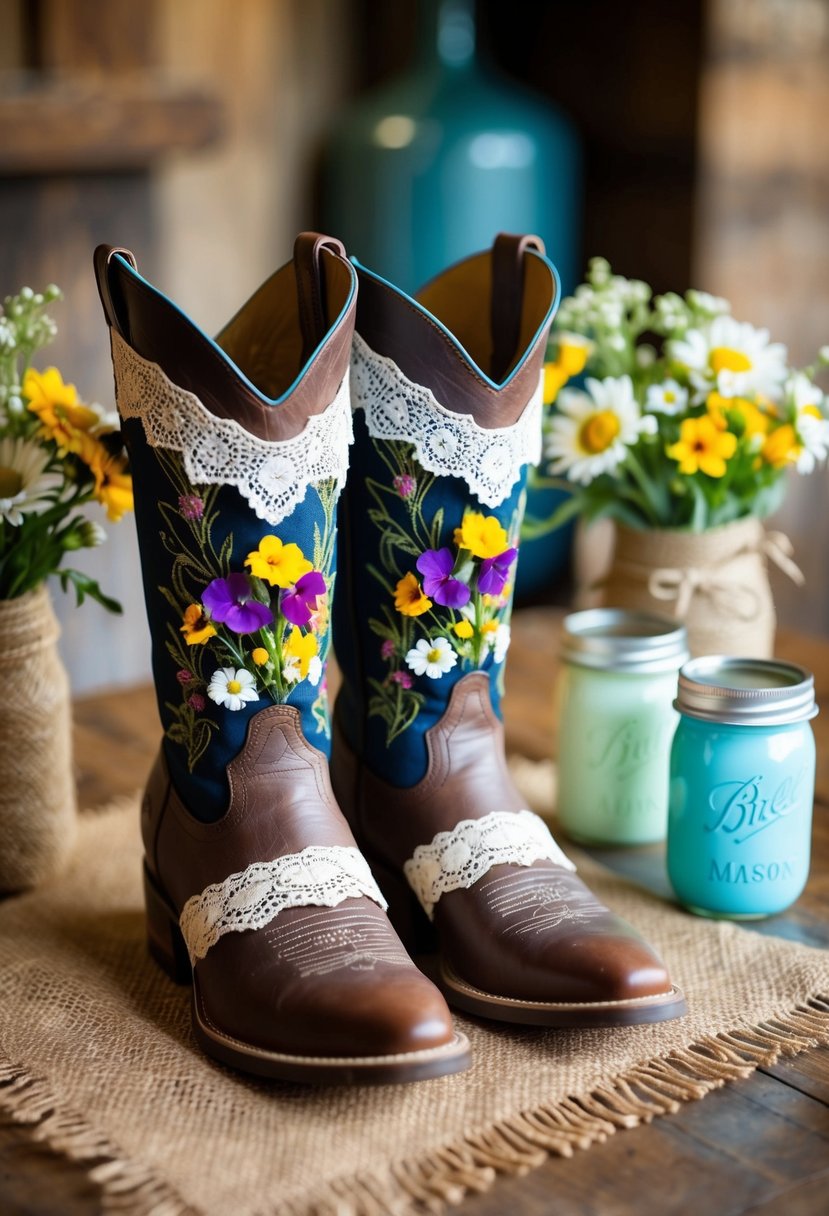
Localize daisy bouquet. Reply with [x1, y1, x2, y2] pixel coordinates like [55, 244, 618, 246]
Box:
[0, 285, 133, 609]
[539, 258, 829, 533]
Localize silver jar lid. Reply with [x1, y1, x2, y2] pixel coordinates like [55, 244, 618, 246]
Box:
[561, 608, 689, 673]
[675, 655, 818, 725]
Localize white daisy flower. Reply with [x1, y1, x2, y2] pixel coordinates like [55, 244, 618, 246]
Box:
[207, 667, 259, 711]
[405, 636, 458, 679]
[545, 375, 651, 486]
[646, 379, 688, 416]
[0, 437, 62, 526]
[669, 315, 787, 402]
[282, 656, 301, 685]
[492, 623, 511, 664]
[796, 414, 829, 473]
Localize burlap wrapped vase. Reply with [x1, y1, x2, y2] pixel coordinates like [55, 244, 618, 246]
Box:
[599, 516, 803, 658]
[0, 584, 77, 893]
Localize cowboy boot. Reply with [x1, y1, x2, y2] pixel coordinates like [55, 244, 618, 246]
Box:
[331, 234, 686, 1026]
[93, 235, 469, 1082]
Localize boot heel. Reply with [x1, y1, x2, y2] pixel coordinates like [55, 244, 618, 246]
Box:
[144, 865, 191, 984]
[368, 852, 438, 956]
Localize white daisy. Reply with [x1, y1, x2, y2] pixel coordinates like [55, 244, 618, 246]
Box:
[545, 375, 652, 486]
[645, 379, 688, 416]
[0, 437, 62, 526]
[669, 315, 787, 402]
[405, 636, 457, 679]
[282, 656, 301, 685]
[207, 667, 259, 711]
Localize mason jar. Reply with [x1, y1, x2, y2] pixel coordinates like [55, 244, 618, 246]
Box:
[667, 656, 818, 919]
[556, 609, 689, 845]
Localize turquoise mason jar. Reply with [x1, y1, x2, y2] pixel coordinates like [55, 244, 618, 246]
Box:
[667, 657, 818, 919]
[556, 610, 689, 845]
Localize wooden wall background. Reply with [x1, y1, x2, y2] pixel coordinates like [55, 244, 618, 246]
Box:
[0, 0, 826, 694]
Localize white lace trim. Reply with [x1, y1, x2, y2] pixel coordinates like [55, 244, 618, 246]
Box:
[403, 810, 575, 920]
[350, 332, 543, 508]
[111, 329, 353, 527]
[179, 846, 388, 965]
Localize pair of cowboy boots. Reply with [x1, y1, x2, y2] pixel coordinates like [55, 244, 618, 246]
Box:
[94, 233, 684, 1086]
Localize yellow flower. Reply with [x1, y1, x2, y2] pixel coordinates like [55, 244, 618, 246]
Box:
[180, 604, 216, 646]
[706, 392, 768, 438]
[453, 619, 474, 639]
[666, 416, 737, 478]
[24, 367, 101, 454]
[88, 448, 133, 521]
[481, 619, 499, 636]
[245, 535, 311, 588]
[453, 512, 509, 559]
[394, 572, 432, 616]
[761, 424, 800, 469]
[284, 627, 318, 678]
[543, 363, 569, 406]
[251, 647, 270, 666]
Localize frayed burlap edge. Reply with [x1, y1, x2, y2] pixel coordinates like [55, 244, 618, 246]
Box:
[3, 995, 829, 1216]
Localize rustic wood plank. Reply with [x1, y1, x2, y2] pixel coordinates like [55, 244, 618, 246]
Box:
[0, 76, 224, 172]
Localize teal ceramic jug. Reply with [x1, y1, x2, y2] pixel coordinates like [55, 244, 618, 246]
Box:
[321, 0, 582, 595]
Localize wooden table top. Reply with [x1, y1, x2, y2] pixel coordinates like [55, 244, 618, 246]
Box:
[2, 607, 828, 1215]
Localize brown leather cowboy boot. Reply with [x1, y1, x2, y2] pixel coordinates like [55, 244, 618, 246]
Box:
[93, 235, 470, 1082]
[331, 234, 687, 1027]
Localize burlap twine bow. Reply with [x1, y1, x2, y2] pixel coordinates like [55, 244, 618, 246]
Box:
[599, 516, 803, 657]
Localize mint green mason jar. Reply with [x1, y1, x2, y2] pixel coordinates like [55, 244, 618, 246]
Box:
[667, 657, 818, 919]
[556, 609, 689, 845]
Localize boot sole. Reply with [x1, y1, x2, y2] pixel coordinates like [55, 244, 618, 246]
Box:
[144, 864, 471, 1085]
[440, 961, 688, 1027]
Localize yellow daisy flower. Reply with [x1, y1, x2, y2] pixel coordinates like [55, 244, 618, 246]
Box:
[666, 416, 737, 478]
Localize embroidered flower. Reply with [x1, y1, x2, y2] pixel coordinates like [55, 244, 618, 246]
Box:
[666, 416, 737, 478]
[405, 637, 458, 679]
[178, 494, 204, 521]
[207, 666, 259, 711]
[281, 570, 326, 627]
[416, 548, 471, 608]
[381, 639, 396, 660]
[426, 426, 459, 460]
[393, 473, 416, 499]
[284, 626, 318, 679]
[180, 604, 216, 646]
[251, 647, 270, 666]
[454, 512, 510, 559]
[245, 535, 312, 588]
[176, 668, 193, 685]
[394, 572, 432, 616]
[187, 692, 206, 711]
[390, 669, 413, 688]
[477, 547, 518, 597]
[202, 573, 273, 634]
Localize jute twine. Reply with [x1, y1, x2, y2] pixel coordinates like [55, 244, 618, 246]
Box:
[0, 584, 77, 893]
[599, 516, 804, 658]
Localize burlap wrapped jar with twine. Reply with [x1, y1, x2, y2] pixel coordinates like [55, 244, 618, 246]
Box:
[0, 584, 76, 893]
[598, 516, 803, 658]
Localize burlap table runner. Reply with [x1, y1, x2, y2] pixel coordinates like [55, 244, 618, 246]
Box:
[2, 794, 828, 1216]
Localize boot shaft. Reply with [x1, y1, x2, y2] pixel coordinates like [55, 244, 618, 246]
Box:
[334, 235, 560, 786]
[94, 236, 356, 820]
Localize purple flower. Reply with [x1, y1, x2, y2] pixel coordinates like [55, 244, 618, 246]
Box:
[416, 548, 470, 608]
[381, 639, 396, 660]
[188, 692, 206, 711]
[281, 570, 326, 627]
[478, 548, 518, 597]
[202, 573, 273, 634]
[393, 473, 416, 499]
[390, 670, 413, 689]
[176, 668, 193, 685]
[178, 494, 204, 521]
